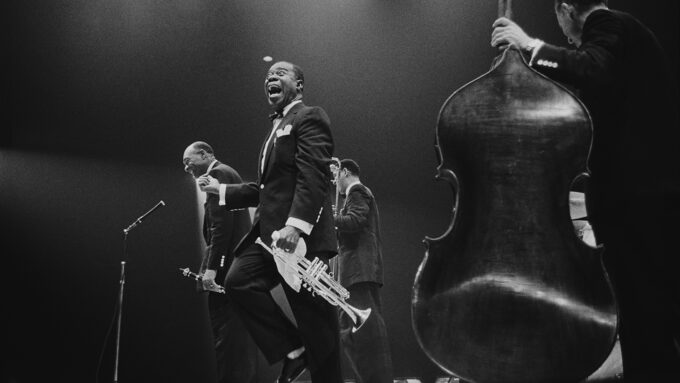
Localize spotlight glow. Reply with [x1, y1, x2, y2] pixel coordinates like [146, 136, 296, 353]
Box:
[263, 56, 273, 62]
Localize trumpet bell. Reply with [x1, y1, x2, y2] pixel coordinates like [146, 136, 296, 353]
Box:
[351, 307, 372, 333]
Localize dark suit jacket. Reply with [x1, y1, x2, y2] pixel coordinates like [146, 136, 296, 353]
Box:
[334, 183, 384, 288]
[198, 161, 252, 291]
[532, 9, 680, 209]
[223, 102, 337, 256]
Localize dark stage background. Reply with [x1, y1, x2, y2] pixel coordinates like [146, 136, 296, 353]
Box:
[4, 1, 678, 382]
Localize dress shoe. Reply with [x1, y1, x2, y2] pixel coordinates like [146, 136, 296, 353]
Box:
[277, 353, 307, 383]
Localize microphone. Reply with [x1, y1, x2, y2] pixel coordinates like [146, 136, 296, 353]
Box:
[123, 200, 166, 234]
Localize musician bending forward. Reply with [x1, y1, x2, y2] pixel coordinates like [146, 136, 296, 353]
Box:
[333, 159, 393, 383]
[200, 61, 342, 383]
[182, 141, 259, 383]
[492, 1, 680, 381]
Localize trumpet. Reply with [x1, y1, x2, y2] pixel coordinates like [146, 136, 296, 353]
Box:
[255, 237, 371, 332]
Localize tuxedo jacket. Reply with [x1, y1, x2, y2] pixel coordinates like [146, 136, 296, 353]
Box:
[531, 9, 680, 205]
[224, 102, 337, 256]
[199, 161, 252, 291]
[334, 183, 384, 288]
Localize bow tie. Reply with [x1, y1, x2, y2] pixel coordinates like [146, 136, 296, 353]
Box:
[269, 111, 283, 121]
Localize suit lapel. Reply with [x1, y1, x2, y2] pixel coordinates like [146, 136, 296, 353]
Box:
[257, 129, 271, 179]
[261, 120, 280, 177]
[261, 102, 303, 179]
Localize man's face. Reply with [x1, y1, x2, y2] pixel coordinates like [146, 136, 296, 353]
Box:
[336, 168, 350, 191]
[264, 62, 302, 111]
[183, 147, 210, 178]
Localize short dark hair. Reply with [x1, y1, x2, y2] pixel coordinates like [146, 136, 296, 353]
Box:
[554, 0, 608, 11]
[340, 159, 360, 176]
[275, 61, 304, 93]
[290, 63, 304, 84]
[191, 141, 214, 155]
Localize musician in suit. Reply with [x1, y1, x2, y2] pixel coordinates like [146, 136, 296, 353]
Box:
[199, 61, 342, 383]
[332, 159, 393, 383]
[182, 141, 258, 383]
[491, 1, 680, 380]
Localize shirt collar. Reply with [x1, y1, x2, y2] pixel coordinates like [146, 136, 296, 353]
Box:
[205, 159, 218, 175]
[345, 180, 362, 195]
[282, 100, 302, 117]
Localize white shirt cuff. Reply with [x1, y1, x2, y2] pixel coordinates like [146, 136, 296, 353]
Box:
[286, 217, 313, 235]
[218, 184, 227, 206]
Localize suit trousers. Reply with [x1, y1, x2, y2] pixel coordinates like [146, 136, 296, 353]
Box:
[591, 193, 680, 382]
[339, 282, 393, 383]
[224, 242, 343, 383]
[208, 292, 258, 383]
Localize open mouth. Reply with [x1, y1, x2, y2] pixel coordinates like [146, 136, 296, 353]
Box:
[267, 84, 282, 96]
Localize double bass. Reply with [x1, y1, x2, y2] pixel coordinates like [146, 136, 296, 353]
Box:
[411, 1, 617, 382]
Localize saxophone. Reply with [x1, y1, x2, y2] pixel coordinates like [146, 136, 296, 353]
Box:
[255, 237, 371, 333]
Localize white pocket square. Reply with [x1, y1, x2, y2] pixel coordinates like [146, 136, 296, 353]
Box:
[276, 124, 293, 137]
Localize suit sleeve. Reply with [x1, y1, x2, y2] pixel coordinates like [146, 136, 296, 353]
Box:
[532, 11, 624, 88]
[223, 182, 260, 209]
[334, 188, 371, 233]
[289, 107, 333, 228]
[206, 166, 245, 270]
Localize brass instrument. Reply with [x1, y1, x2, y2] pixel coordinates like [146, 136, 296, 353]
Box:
[255, 237, 371, 332]
[178, 267, 226, 294]
[329, 157, 341, 281]
[330, 157, 341, 217]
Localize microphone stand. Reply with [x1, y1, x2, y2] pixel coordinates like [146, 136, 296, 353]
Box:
[113, 256, 125, 383]
[123, 200, 166, 235]
[113, 200, 165, 383]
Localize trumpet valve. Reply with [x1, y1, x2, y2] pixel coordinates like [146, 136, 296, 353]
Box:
[308, 258, 324, 280]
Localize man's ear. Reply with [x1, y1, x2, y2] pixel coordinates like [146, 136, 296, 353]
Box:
[564, 3, 577, 20]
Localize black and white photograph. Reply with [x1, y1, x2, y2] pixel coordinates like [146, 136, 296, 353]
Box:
[4, 1, 679, 382]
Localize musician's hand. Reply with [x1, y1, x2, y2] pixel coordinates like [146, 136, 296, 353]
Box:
[197, 175, 220, 194]
[330, 164, 339, 184]
[202, 269, 224, 293]
[491, 17, 532, 51]
[273, 226, 302, 253]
